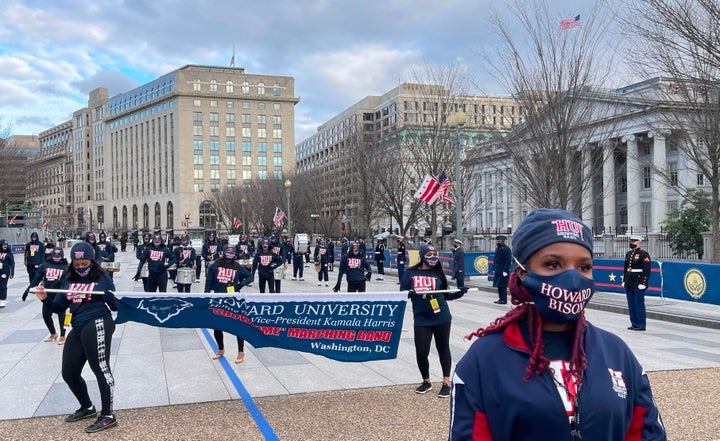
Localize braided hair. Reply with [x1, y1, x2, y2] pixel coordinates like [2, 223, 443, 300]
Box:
[465, 271, 588, 382]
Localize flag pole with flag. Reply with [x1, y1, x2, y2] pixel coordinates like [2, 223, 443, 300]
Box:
[233, 217, 241, 230]
[273, 207, 286, 228]
[559, 14, 581, 30]
[414, 174, 442, 205]
[230, 42, 235, 67]
[437, 171, 455, 206]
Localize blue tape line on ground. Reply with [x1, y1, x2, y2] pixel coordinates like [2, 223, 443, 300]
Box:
[201, 328, 279, 441]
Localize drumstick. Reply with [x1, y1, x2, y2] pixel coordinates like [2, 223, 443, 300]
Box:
[30, 287, 109, 296]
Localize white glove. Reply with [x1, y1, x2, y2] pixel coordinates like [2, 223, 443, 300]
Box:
[638, 284, 647, 290]
[502, 272, 508, 277]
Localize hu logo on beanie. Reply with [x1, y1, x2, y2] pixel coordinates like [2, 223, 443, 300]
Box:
[513, 208, 593, 265]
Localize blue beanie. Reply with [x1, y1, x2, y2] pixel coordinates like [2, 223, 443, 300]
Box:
[512, 208, 593, 265]
[418, 243, 436, 258]
[71, 241, 96, 261]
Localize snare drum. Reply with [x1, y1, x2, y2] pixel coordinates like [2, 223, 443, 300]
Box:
[101, 262, 121, 272]
[176, 268, 195, 284]
[294, 233, 310, 254]
[237, 258, 253, 269]
[140, 263, 149, 278]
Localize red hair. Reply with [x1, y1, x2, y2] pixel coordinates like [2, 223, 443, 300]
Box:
[465, 272, 588, 382]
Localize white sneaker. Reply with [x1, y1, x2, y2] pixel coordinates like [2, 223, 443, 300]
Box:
[291, 277, 297, 281]
[318, 282, 322, 286]
[376, 276, 384, 280]
[0, 300, 6, 308]
[299, 278, 304, 281]
[325, 282, 329, 286]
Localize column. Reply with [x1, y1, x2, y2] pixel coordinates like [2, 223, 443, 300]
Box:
[581, 146, 595, 229]
[624, 135, 642, 232]
[650, 131, 667, 232]
[602, 141, 616, 233]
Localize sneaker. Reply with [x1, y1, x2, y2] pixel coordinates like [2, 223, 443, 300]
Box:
[65, 406, 98, 422]
[0, 300, 6, 308]
[85, 415, 117, 433]
[291, 277, 297, 281]
[299, 278, 304, 281]
[318, 282, 322, 286]
[493, 300, 507, 304]
[415, 381, 432, 394]
[438, 383, 451, 398]
[376, 277, 384, 280]
[325, 282, 329, 286]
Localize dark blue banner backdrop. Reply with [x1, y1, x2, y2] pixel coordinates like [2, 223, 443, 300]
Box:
[661, 262, 720, 304]
[592, 258, 662, 294]
[115, 291, 407, 362]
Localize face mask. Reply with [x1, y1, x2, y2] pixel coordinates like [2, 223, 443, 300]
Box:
[153, 240, 161, 246]
[52, 256, 62, 263]
[629, 243, 637, 249]
[522, 270, 595, 324]
[422, 256, 439, 267]
[224, 252, 236, 259]
[75, 262, 93, 277]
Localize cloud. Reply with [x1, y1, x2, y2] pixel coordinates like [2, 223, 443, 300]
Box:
[73, 70, 140, 97]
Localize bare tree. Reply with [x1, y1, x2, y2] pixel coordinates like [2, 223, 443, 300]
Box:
[0, 122, 29, 215]
[481, 1, 618, 215]
[621, 0, 720, 262]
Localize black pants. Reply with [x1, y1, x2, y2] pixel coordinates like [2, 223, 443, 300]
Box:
[146, 272, 168, 292]
[177, 283, 191, 293]
[259, 274, 276, 293]
[293, 255, 304, 278]
[414, 321, 452, 379]
[376, 260, 385, 275]
[317, 263, 328, 282]
[26, 265, 40, 285]
[0, 272, 8, 301]
[214, 330, 244, 352]
[62, 318, 115, 416]
[348, 281, 366, 292]
[42, 293, 66, 336]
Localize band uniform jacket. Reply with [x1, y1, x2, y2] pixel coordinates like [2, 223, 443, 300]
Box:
[624, 248, 651, 290]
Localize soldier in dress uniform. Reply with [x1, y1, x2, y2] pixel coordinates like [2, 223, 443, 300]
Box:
[623, 235, 652, 331]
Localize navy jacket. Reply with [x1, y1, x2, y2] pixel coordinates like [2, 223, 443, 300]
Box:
[96, 240, 118, 262]
[137, 245, 178, 275]
[252, 249, 283, 279]
[493, 244, 512, 288]
[452, 246, 465, 278]
[25, 240, 46, 267]
[336, 252, 371, 285]
[174, 245, 197, 268]
[30, 261, 68, 290]
[450, 321, 666, 440]
[400, 267, 463, 327]
[0, 250, 14, 277]
[44, 273, 117, 330]
[205, 259, 252, 293]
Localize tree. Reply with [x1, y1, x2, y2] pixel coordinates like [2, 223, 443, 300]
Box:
[665, 189, 711, 259]
[621, 0, 720, 262]
[481, 1, 618, 215]
[0, 122, 29, 213]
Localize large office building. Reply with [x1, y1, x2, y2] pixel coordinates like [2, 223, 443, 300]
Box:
[29, 64, 298, 236]
[295, 82, 520, 234]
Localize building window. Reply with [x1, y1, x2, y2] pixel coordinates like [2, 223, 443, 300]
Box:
[273, 129, 282, 138]
[193, 140, 203, 150]
[210, 169, 220, 179]
[258, 82, 265, 95]
[258, 115, 266, 124]
[642, 166, 651, 189]
[210, 155, 219, 165]
[210, 80, 218, 92]
[209, 126, 219, 136]
[193, 112, 202, 121]
[273, 142, 282, 153]
[193, 126, 202, 136]
[258, 170, 267, 179]
[210, 100, 218, 108]
[210, 140, 219, 151]
[242, 101, 250, 109]
[242, 114, 251, 124]
[226, 113, 235, 122]
[209, 112, 219, 122]
[210, 183, 219, 192]
[257, 128, 267, 138]
[227, 100, 234, 108]
[698, 173, 705, 186]
[273, 83, 281, 96]
[226, 141, 235, 152]
[193, 99, 201, 107]
[242, 156, 251, 166]
[641, 202, 652, 227]
[258, 142, 267, 152]
[669, 161, 678, 186]
[226, 81, 234, 93]
[242, 141, 251, 152]
[194, 169, 203, 179]
[273, 157, 282, 167]
[243, 170, 252, 180]
[227, 169, 236, 180]
[258, 102, 266, 110]
[194, 183, 204, 192]
[226, 127, 235, 137]
[242, 127, 251, 137]
[193, 80, 201, 91]
[273, 103, 281, 110]
[226, 155, 236, 165]
[272, 115, 282, 125]
[242, 82, 250, 94]
[193, 154, 203, 165]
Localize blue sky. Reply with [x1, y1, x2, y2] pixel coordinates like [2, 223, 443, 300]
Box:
[0, 0, 619, 143]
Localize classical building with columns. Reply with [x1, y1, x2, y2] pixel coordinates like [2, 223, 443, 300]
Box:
[466, 77, 707, 236]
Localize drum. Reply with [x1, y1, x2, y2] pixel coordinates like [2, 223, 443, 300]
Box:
[176, 268, 195, 284]
[274, 266, 285, 280]
[237, 258, 253, 269]
[140, 263, 149, 278]
[294, 233, 309, 254]
[101, 262, 121, 272]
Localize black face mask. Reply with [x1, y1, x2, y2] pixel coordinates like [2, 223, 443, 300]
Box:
[629, 243, 638, 250]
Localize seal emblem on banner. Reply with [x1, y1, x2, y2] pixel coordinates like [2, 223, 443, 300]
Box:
[473, 255, 489, 274]
[683, 268, 706, 300]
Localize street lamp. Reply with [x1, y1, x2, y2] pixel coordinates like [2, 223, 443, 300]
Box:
[184, 213, 190, 230]
[240, 198, 247, 235]
[447, 111, 467, 245]
[284, 179, 292, 239]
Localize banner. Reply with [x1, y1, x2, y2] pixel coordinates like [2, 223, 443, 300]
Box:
[661, 261, 720, 304]
[115, 291, 407, 362]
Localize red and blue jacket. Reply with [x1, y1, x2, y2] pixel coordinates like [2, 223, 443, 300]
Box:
[449, 321, 666, 440]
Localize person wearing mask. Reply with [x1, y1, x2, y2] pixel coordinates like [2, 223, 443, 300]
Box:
[291, 241, 305, 281]
[314, 237, 331, 287]
[396, 237, 407, 285]
[205, 245, 252, 363]
[326, 238, 335, 272]
[174, 234, 197, 293]
[168, 235, 182, 287]
[236, 234, 255, 260]
[269, 231, 287, 293]
[27, 247, 68, 344]
[24, 232, 46, 284]
[33, 242, 119, 434]
[201, 231, 221, 277]
[0, 239, 14, 308]
[374, 239, 386, 280]
[95, 232, 118, 280]
[624, 235, 652, 331]
[333, 241, 372, 292]
[401, 243, 467, 398]
[449, 208, 666, 440]
[134, 234, 177, 292]
[340, 237, 349, 257]
[135, 232, 151, 291]
[251, 238, 283, 293]
[493, 234, 512, 304]
[452, 239, 465, 289]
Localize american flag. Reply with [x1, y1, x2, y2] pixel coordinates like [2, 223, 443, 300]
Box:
[273, 207, 285, 228]
[7, 215, 16, 225]
[438, 171, 455, 206]
[41, 220, 48, 228]
[559, 15, 581, 30]
[233, 217, 241, 229]
[414, 174, 442, 204]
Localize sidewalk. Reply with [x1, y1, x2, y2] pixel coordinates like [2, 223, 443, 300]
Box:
[0, 252, 719, 440]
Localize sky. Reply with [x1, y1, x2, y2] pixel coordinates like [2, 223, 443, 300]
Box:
[0, 0, 620, 143]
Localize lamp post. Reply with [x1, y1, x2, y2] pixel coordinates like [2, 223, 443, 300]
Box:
[184, 213, 190, 231]
[447, 111, 467, 245]
[311, 213, 319, 235]
[240, 198, 247, 235]
[284, 179, 292, 239]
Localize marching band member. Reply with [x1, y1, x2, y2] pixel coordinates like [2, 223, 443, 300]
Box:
[133, 234, 177, 292]
[135, 232, 151, 291]
[314, 237, 331, 286]
[174, 234, 197, 293]
[251, 238, 282, 293]
[27, 247, 68, 344]
[95, 232, 118, 280]
[201, 231, 221, 277]
[269, 231, 287, 293]
[333, 241, 372, 292]
[0, 239, 14, 308]
[25, 232, 46, 284]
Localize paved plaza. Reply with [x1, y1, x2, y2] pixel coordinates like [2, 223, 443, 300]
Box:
[1, 249, 719, 440]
